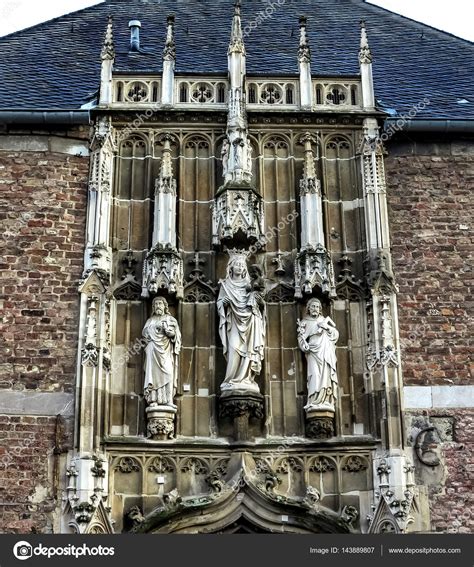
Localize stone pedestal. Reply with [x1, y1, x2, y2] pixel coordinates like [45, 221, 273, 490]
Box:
[146, 405, 177, 440]
[219, 391, 264, 442]
[305, 409, 335, 439]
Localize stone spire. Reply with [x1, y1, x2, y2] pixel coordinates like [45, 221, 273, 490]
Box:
[101, 15, 114, 60]
[300, 132, 320, 196]
[229, 0, 245, 57]
[143, 134, 183, 298]
[225, 0, 251, 185]
[163, 14, 176, 61]
[359, 20, 375, 109]
[299, 132, 323, 246]
[359, 19, 372, 64]
[162, 15, 176, 106]
[298, 16, 312, 108]
[295, 133, 335, 298]
[99, 16, 114, 104]
[211, 0, 264, 248]
[298, 15, 311, 63]
[152, 134, 177, 247]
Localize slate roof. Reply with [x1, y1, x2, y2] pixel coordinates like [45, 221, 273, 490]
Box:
[0, 0, 473, 119]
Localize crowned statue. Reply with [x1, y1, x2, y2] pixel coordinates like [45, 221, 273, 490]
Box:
[217, 249, 266, 393]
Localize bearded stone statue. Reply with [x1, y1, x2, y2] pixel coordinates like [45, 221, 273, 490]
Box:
[217, 250, 266, 393]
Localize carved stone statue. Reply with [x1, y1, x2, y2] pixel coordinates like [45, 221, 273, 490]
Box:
[143, 296, 181, 407]
[217, 250, 265, 393]
[297, 298, 339, 412]
[221, 138, 230, 182]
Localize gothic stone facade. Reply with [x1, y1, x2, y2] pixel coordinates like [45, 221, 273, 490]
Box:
[0, 4, 472, 534]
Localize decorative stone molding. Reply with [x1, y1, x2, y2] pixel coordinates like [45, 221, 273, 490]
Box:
[212, 186, 265, 248]
[266, 282, 294, 303]
[80, 246, 111, 291]
[114, 456, 141, 473]
[295, 245, 336, 298]
[368, 452, 424, 533]
[63, 453, 113, 534]
[113, 250, 142, 300]
[142, 244, 184, 299]
[309, 457, 337, 473]
[219, 391, 264, 441]
[183, 254, 216, 302]
[305, 413, 335, 439]
[342, 455, 368, 473]
[303, 485, 321, 508]
[336, 255, 365, 301]
[148, 456, 175, 473]
[146, 405, 177, 440]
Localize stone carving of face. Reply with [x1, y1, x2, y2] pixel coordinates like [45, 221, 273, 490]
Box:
[307, 299, 321, 318]
[231, 259, 246, 278]
[153, 298, 167, 316]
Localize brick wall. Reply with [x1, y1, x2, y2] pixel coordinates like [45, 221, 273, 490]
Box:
[386, 138, 473, 534]
[1, 141, 88, 392]
[386, 141, 473, 386]
[0, 130, 89, 533]
[0, 416, 58, 534]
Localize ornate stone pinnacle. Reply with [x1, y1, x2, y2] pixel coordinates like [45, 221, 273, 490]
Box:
[163, 14, 176, 61]
[298, 15, 311, 64]
[157, 134, 175, 185]
[359, 20, 373, 64]
[229, 0, 245, 53]
[101, 15, 114, 61]
[300, 132, 318, 185]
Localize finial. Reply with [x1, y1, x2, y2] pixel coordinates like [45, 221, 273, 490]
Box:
[229, 0, 244, 53]
[359, 19, 372, 64]
[163, 14, 176, 61]
[101, 15, 114, 60]
[298, 15, 311, 63]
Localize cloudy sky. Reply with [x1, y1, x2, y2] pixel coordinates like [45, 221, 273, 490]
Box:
[0, 0, 472, 41]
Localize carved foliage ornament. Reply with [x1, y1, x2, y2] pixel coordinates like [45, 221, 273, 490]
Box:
[180, 457, 209, 475]
[115, 457, 141, 473]
[309, 456, 337, 473]
[148, 456, 174, 473]
[342, 455, 368, 473]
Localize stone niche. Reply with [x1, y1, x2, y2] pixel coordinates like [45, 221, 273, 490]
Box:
[106, 128, 372, 442]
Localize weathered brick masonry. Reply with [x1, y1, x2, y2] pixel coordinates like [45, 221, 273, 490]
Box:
[385, 141, 472, 387]
[0, 129, 89, 532]
[0, 415, 58, 533]
[386, 139, 473, 533]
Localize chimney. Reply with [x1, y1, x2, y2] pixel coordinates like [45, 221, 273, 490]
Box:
[128, 20, 141, 51]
